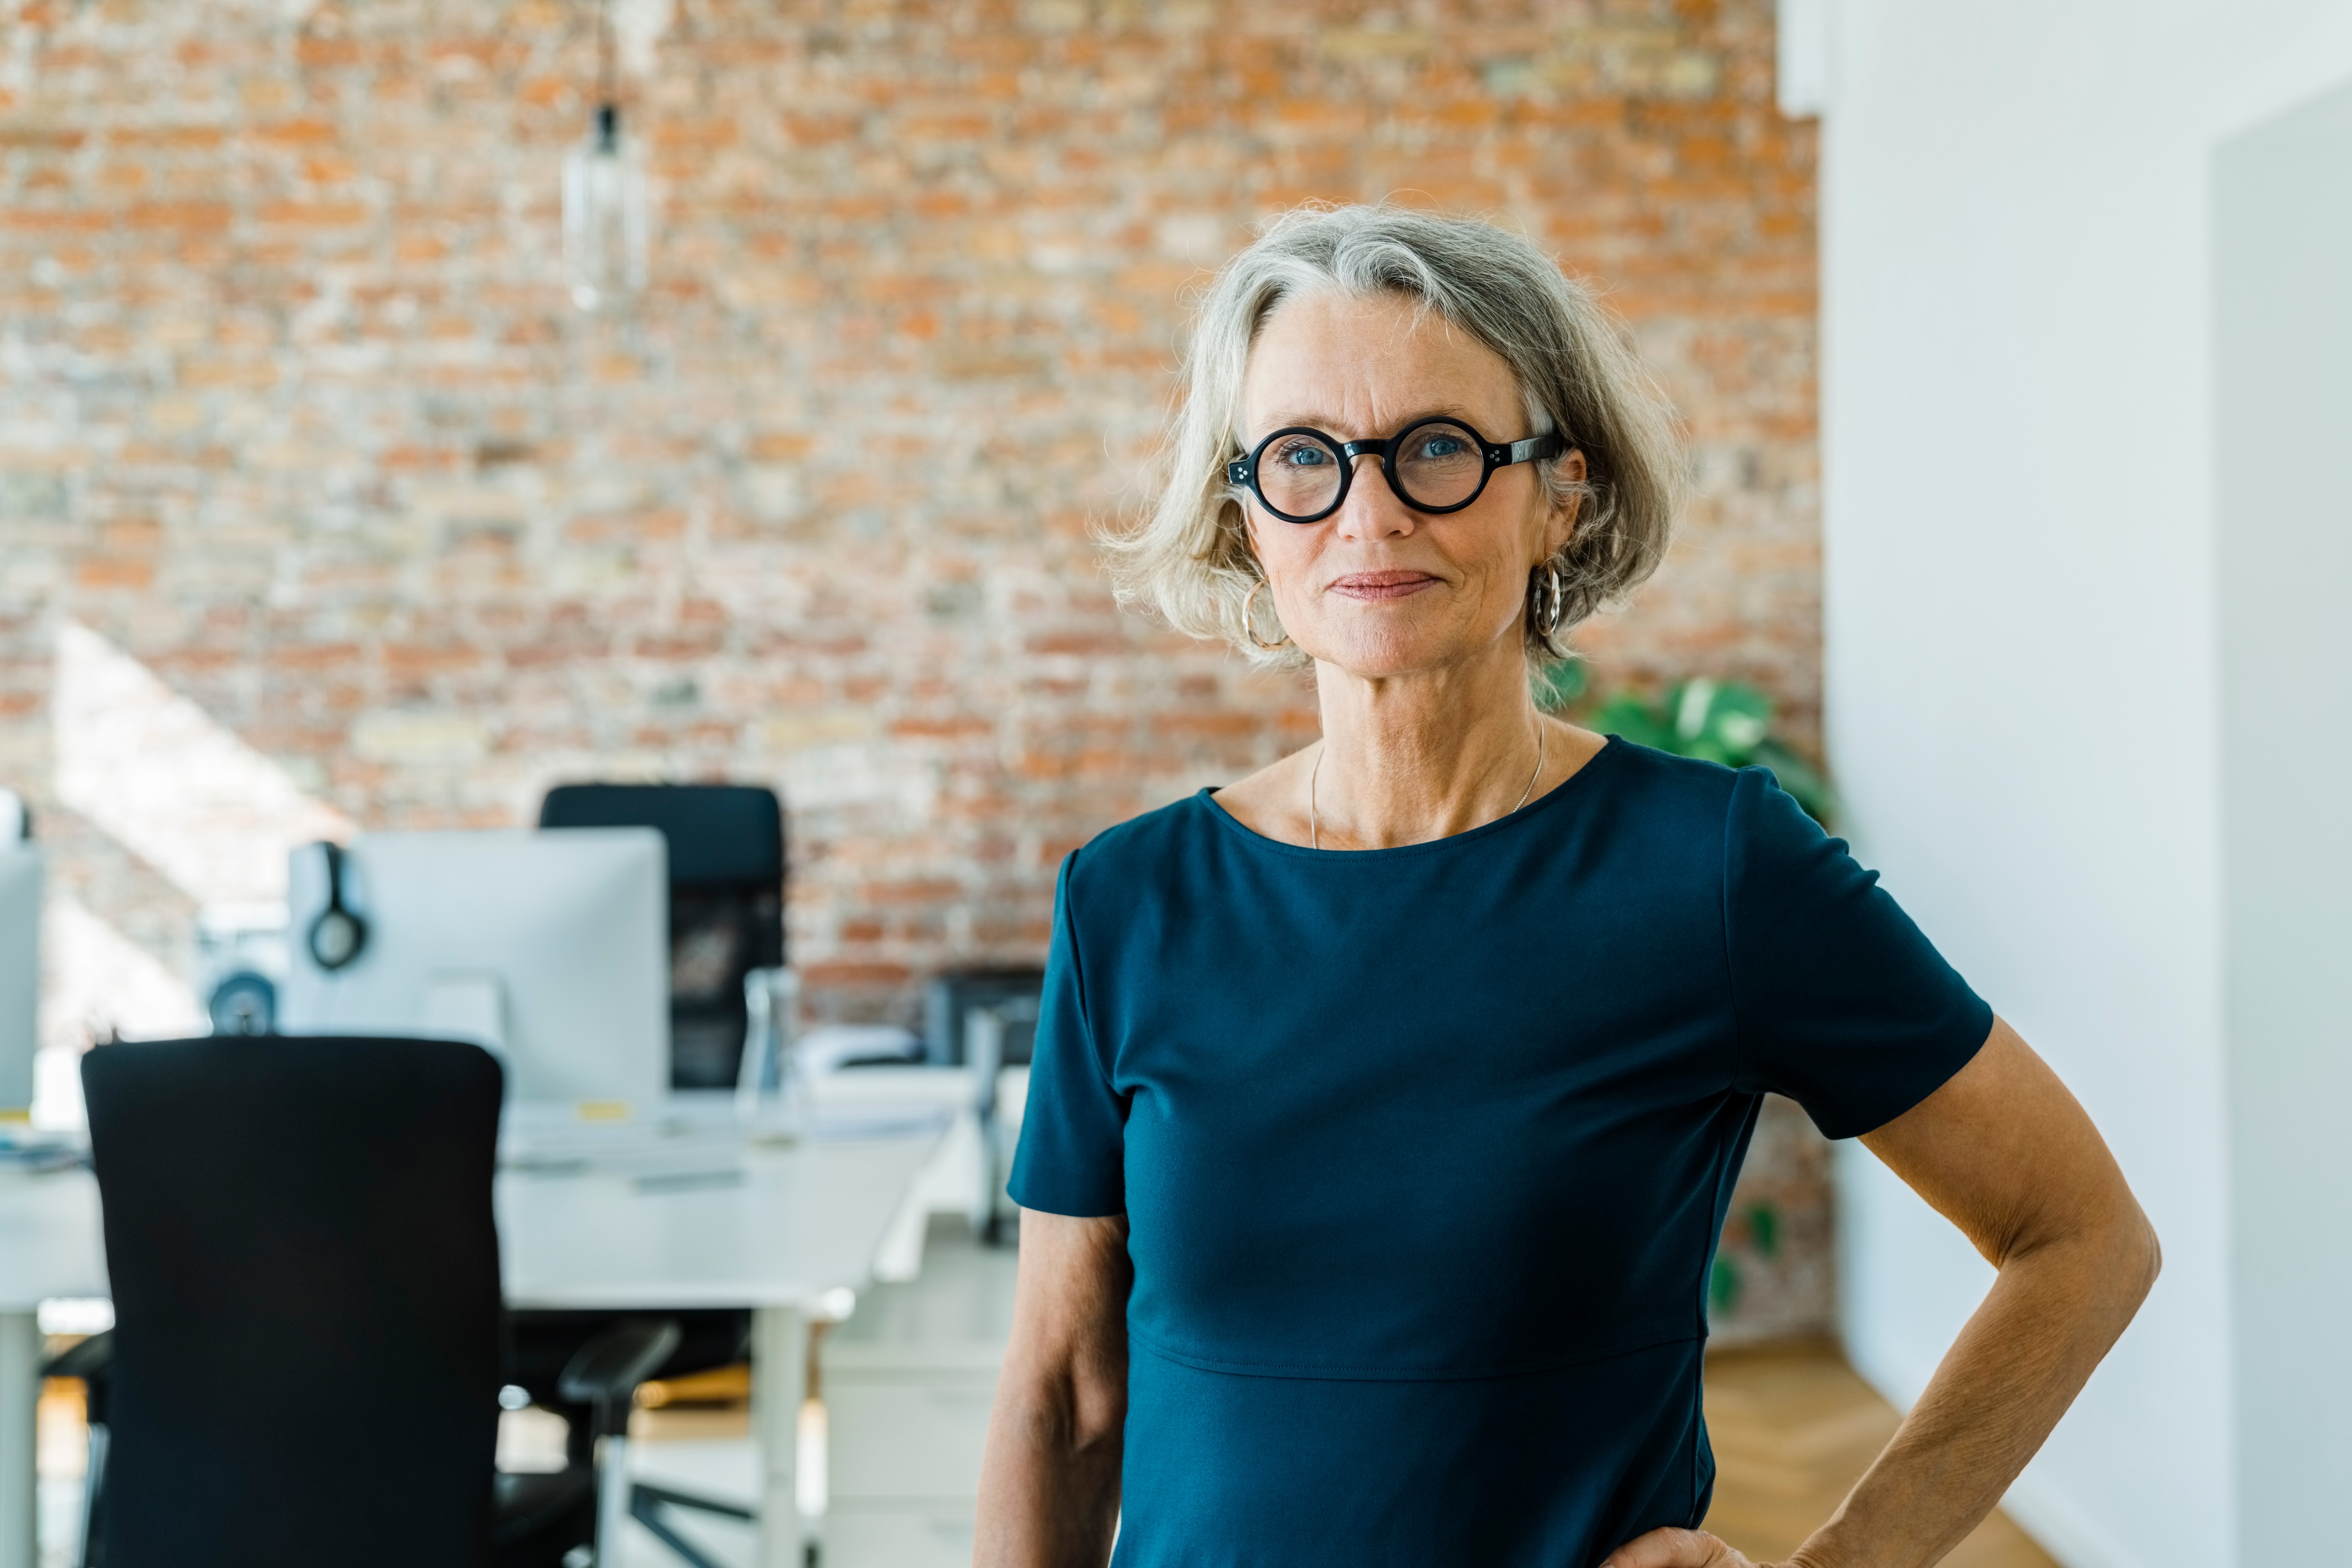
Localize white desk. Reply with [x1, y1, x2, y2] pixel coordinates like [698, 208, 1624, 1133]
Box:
[0, 1118, 948, 1568]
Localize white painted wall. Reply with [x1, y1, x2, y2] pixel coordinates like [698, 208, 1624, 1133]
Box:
[1812, 2, 2352, 1564]
[2212, 80, 2352, 1564]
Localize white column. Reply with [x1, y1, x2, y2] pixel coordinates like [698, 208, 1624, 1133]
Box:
[752, 1304, 808, 1568]
[0, 1311, 38, 1568]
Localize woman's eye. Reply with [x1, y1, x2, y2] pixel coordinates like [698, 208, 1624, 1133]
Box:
[1414, 436, 1466, 459]
[1274, 443, 1329, 467]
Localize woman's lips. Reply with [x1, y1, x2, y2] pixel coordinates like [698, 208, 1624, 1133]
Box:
[1326, 570, 1441, 602]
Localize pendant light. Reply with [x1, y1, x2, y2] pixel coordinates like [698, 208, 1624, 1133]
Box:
[563, 0, 648, 312]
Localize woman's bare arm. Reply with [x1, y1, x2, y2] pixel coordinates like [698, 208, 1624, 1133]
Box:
[1606, 1018, 2161, 1568]
[974, 1209, 1132, 1568]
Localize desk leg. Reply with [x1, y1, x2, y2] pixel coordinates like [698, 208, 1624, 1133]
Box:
[0, 1311, 37, 1568]
[752, 1305, 807, 1568]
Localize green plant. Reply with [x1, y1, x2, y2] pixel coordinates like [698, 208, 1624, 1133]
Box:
[1709, 1255, 1741, 1315]
[1532, 658, 1589, 713]
[1708, 1202, 1783, 1322]
[1539, 666, 1837, 825]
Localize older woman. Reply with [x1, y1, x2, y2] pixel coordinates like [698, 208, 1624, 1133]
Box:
[975, 206, 2156, 1568]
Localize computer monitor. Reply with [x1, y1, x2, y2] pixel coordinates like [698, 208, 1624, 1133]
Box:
[280, 829, 668, 1114]
[0, 846, 40, 1117]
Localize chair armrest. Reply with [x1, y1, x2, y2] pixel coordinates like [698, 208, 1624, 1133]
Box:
[42, 1329, 112, 1381]
[43, 1330, 114, 1428]
[557, 1317, 681, 1408]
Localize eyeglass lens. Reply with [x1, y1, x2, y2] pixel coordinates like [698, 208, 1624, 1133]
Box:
[1258, 420, 1487, 519]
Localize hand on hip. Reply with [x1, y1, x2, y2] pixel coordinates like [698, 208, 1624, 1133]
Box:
[1599, 1527, 1772, 1568]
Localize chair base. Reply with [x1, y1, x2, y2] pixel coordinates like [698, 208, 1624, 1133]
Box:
[631, 1483, 755, 1568]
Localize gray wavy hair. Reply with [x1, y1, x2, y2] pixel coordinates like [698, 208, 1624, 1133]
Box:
[1103, 204, 1685, 670]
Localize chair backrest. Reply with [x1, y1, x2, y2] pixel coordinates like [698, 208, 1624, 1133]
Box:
[82, 1036, 504, 1568]
[539, 782, 785, 1090]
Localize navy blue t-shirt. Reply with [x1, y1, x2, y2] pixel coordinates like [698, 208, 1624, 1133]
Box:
[1007, 740, 1990, 1568]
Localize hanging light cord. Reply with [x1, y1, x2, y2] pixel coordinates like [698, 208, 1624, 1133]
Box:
[597, 0, 616, 108]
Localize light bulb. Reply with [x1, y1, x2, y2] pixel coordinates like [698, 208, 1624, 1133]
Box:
[563, 103, 648, 312]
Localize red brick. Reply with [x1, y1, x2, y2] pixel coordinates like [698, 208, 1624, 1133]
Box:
[127, 201, 233, 230]
[797, 962, 915, 988]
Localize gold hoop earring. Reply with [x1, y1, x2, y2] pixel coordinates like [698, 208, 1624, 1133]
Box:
[1242, 579, 1290, 650]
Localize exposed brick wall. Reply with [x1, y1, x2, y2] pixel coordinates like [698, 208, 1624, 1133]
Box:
[0, 0, 1817, 1019]
[0, 0, 1827, 1340]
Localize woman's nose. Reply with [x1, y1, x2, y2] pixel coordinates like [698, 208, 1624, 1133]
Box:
[1332, 457, 1416, 541]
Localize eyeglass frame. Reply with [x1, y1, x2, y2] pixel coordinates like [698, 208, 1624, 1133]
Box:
[1224, 415, 1569, 525]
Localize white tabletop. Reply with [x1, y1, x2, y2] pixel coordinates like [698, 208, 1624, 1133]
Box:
[0, 1123, 946, 1314]
[0, 1163, 103, 1309]
[499, 1129, 943, 1310]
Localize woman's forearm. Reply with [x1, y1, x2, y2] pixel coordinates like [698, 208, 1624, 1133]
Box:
[1789, 1209, 2159, 1568]
[973, 1379, 1123, 1568]
[976, 1211, 1132, 1568]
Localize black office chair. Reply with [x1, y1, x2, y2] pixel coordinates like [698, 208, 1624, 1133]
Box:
[524, 783, 785, 1555]
[71, 1037, 682, 1568]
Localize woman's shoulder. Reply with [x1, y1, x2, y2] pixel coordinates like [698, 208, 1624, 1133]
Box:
[1062, 791, 1226, 882]
[1591, 740, 1829, 864]
[1511, 730, 1739, 819]
[1593, 735, 1748, 799]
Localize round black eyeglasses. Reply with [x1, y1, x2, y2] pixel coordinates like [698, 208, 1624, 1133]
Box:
[1225, 416, 1567, 525]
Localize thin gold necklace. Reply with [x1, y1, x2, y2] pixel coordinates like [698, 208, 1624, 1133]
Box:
[1308, 721, 1547, 851]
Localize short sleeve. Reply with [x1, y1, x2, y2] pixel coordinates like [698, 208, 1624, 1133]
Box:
[1726, 768, 1993, 1139]
[1006, 850, 1128, 1217]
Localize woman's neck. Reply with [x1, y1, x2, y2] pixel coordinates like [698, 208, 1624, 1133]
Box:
[1307, 645, 1548, 850]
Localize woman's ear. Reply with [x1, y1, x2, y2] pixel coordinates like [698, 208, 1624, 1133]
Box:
[1542, 449, 1588, 558]
[1236, 498, 1266, 562]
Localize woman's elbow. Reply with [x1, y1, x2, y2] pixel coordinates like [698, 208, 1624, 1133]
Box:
[2020, 1180, 2161, 1330]
[1063, 1358, 1128, 1457]
[997, 1358, 1126, 1459]
[2128, 1205, 2162, 1305]
[2078, 1190, 2162, 1332]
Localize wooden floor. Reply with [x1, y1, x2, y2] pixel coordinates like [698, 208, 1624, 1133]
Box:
[40, 1338, 2058, 1567]
[1703, 1342, 2055, 1567]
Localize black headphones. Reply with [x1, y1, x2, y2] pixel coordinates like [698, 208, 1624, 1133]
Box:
[307, 841, 369, 973]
